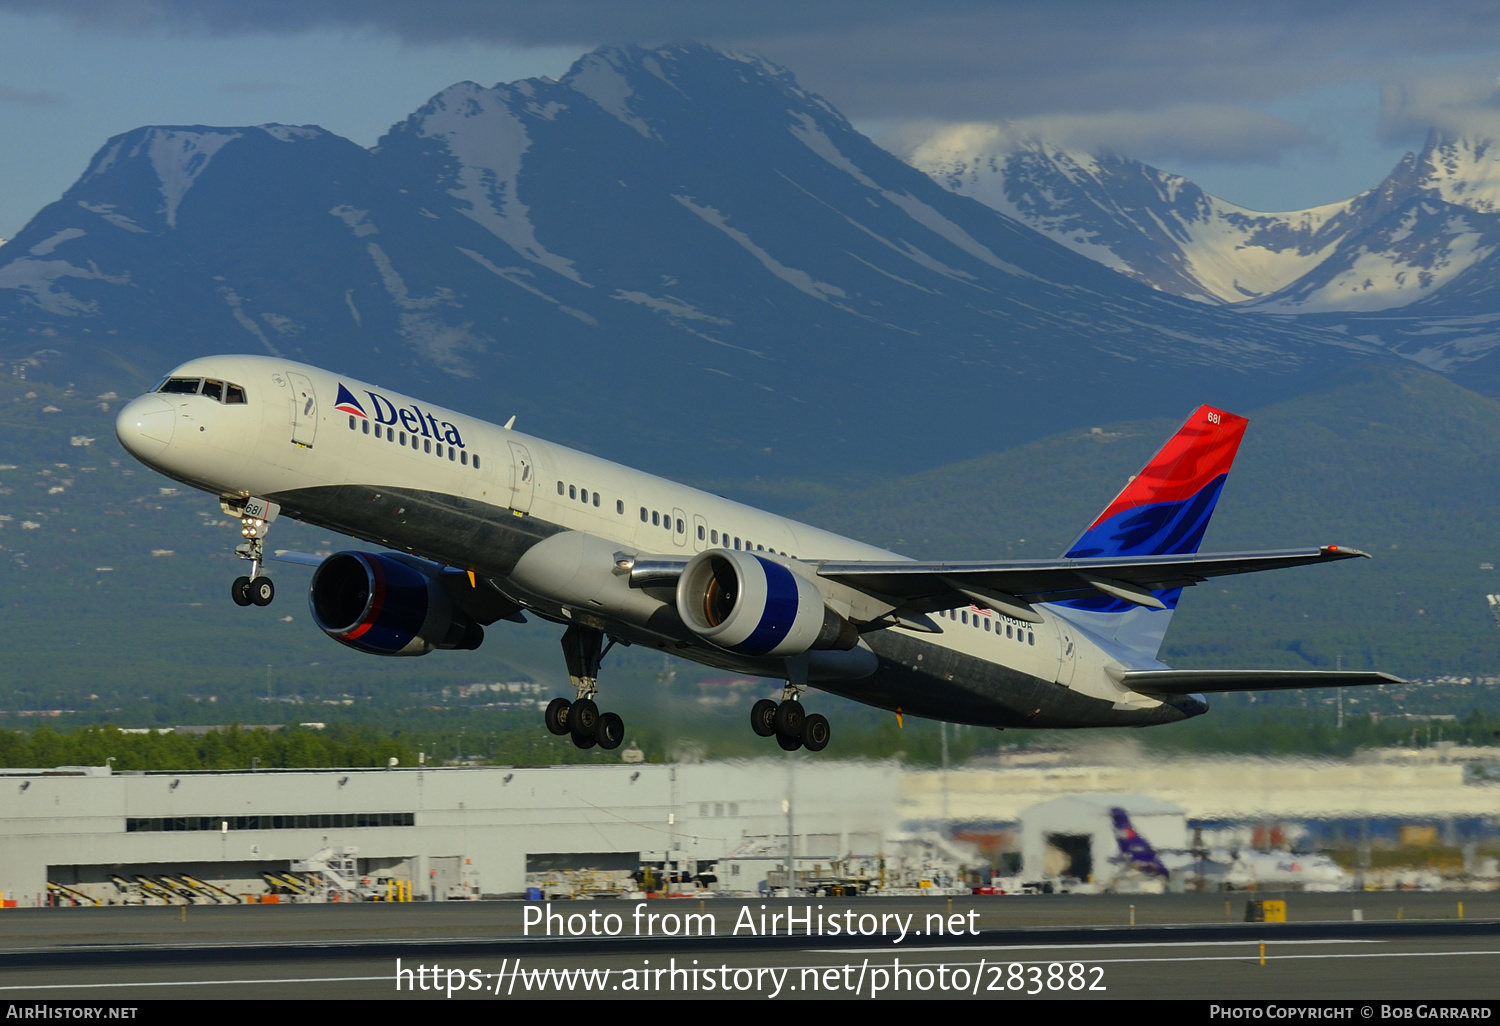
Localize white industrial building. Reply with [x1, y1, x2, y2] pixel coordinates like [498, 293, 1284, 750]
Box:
[0, 760, 900, 905]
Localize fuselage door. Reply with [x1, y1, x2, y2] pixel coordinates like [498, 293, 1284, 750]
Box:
[692, 513, 708, 553]
[1054, 622, 1077, 688]
[508, 441, 535, 513]
[288, 372, 318, 448]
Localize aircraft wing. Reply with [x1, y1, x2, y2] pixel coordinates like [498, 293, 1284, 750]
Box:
[1116, 670, 1403, 694]
[814, 546, 1367, 622]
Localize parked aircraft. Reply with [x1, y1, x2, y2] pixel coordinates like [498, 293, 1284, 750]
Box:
[115, 356, 1398, 752]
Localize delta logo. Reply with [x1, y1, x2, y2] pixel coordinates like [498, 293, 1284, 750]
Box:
[336, 382, 466, 448]
[334, 383, 367, 418]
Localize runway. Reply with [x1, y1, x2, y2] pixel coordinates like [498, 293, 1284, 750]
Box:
[1, 893, 1497, 1000]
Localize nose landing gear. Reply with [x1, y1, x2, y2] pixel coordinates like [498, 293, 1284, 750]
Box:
[224, 498, 279, 607]
[545, 625, 628, 750]
[750, 685, 831, 752]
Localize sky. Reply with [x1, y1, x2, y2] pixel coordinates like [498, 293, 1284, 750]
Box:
[3, 2, 1500, 237]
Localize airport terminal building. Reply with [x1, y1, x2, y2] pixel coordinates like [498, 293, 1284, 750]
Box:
[0, 761, 901, 905]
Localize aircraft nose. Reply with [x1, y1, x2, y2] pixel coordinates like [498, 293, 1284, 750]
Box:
[115, 394, 176, 462]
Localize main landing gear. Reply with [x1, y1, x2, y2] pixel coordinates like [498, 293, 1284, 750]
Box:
[750, 685, 830, 752]
[228, 502, 275, 607]
[545, 624, 627, 751]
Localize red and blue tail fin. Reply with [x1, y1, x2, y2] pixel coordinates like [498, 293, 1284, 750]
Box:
[1066, 405, 1247, 560]
[1051, 406, 1248, 656]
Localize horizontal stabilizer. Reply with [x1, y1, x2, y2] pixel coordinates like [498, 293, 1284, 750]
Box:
[1118, 670, 1404, 695]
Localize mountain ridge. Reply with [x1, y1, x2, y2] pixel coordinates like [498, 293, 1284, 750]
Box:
[0, 43, 1394, 486]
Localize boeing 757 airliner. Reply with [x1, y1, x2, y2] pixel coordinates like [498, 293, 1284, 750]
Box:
[115, 356, 1397, 752]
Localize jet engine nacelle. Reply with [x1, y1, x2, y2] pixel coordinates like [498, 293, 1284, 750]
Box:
[309, 551, 484, 656]
[676, 549, 858, 658]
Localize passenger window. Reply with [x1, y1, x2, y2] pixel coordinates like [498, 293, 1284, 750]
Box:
[711, 530, 718, 544]
[662, 514, 670, 531]
[593, 493, 600, 508]
[558, 482, 565, 495]
[473, 455, 480, 469]
[652, 511, 660, 526]
[984, 619, 991, 632]
[698, 525, 705, 540]
[202, 379, 223, 402]
[734, 537, 740, 549]
[399, 432, 407, 445]
[362, 420, 370, 435]
[640, 507, 648, 522]
[424, 439, 431, 454]
[1028, 632, 1034, 645]
[348, 416, 356, 430]
[448, 448, 456, 462]
[436, 443, 443, 457]
[961, 611, 968, 625]
[460, 450, 467, 464]
[580, 488, 587, 503]
[617, 500, 624, 514]
[569, 485, 576, 500]
[225, 384, 247, 404]
[677, 519, 684, 533]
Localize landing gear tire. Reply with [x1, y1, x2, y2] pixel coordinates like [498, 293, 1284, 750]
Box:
[249, 577, 275, 606]
[596, 712, 625, 750]
[774, 699, 804, 738]
[570, 698, 599, 735]
[802, 713, 831, 752]
[750, 699, 778, 737]
[545, 698, 572, 736]
[231, 577, 253, 607]
[776, 730, 803, 752]
[570, 698, 599, 748]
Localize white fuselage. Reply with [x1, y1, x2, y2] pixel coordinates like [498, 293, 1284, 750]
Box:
[115, 355, 1193, 729]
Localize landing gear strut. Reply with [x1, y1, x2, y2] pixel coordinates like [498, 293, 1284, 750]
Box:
[750, 683, 830, 752]
[546, 625, 627, 750]
[226, 499, 277, 607]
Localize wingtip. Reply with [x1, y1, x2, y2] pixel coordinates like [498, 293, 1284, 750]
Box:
[1321, 545, 1371, 559]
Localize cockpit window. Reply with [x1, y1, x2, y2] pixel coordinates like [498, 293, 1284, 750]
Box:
[156, 376, 248, 404]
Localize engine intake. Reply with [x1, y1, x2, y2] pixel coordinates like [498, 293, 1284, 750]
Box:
[676, 549, 857, 658]
[309, 551, 484, 656]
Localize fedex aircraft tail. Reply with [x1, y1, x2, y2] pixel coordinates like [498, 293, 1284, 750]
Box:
[1052, 406, 1249, 658]
[1110, 807, 1170, 878]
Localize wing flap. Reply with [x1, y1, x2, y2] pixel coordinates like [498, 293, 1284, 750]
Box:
[1119, 670, 1403, 695]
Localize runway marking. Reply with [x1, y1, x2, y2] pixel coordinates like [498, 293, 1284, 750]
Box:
[0, 974, 390, 992]
[825, 939, 1387, 955]
[2, 948, 1500, 994]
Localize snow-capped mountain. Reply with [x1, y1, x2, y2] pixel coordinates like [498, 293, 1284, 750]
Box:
[916, 140, 1372, 305]
[1250, 136, 1500, 314]
[0, 46, 1398, 483]
[913, 130, 1500, 318]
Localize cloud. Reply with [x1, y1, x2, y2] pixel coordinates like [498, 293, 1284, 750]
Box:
[9, 1, 1500, 138]
[0, 83, 62, 107]
[1379, 61, 1500, 145]
[890, 107, 1326, 169]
